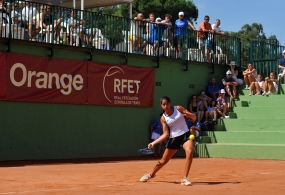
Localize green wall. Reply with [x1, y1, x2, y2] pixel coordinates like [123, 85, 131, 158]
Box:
[0, 39, 227, 160]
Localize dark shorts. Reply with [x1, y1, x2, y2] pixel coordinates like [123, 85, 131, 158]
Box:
[174, 36, 185, 47]
[165, 131, 190, 149]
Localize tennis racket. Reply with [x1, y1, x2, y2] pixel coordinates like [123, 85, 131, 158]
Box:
[138, 148, 154, 155]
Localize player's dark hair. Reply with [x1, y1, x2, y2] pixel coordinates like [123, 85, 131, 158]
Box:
[160, 96, 171, 104]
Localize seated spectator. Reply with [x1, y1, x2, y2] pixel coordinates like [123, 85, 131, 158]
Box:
[129, 13, 145, 54]
[197, 15, 214, 63]
[216, 89, 230, 119]
[263, 72, 279, 96]
[189, 95, 203, 123]
[222, 70, 238, 101]
[249, 74, 264, 96]
[205, 100, 217, 121]
[68, 9, 86, 47]
[186, 118, 201, 138]
[197, 90, 212, 112]
[278, 50, 285, 79]
[229, 61, 243, 85]
[207, 77, 220, 100]
[150, 113, 163, 157]
[243, 63, 257, 90]
[21, 1, 41, 39]
[174, 11, 196, 59]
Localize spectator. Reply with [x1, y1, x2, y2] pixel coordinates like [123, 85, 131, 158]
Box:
[229, 61, 243, 85]
[68, 9, 86, 47]
[146, 13, 155, 36]
[159, 14, 172, 56]
[186, 118, 201, 138]
[222, 70, 238, 101]
[205, 100, 217, 121]
[150, 113, 163, 157]
[211, 19, 225, 35]
[11, 2, 23, 25]
[129, 13, 145, 54]
[0, 0, 8, 24]
[197, 15, 214, 63]
[243, 63, 257, 90]
[197, 90, 212, 112]
[189, 95, 199, 122]
[249, 74, 264, 96]
[263, 72, 279, 96]
[174, 11, 196, 59]
[278, 50, 285, 79]
[22, 1, 41, 39]
[216, 89, 230, 119]
[144, 17, 161, 56]
[207, 77, 220, 100]
[0, 0, 7, 13]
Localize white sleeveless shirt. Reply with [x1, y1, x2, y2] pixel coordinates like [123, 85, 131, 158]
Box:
[163, 106, 189, 138]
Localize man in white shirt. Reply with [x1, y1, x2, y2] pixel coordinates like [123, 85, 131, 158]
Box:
[21, 1, 40, 39]
[211, 19, 225, 35]
[68, 9, 86, 47]
[11, 2, 23, 24]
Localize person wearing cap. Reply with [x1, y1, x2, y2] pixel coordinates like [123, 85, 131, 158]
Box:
[216, 89, 230, 119]
[197, 15, 215, 63]
[174, 11, 196, 59]
[278, 50, 285, 79]
[229, 61, 243, 85]
[243, 63, 257, 90]
[222, 70, 238, 101]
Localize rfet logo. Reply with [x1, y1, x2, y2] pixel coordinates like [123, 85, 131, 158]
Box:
[103, 66, 141, 105]
[10, 63, 84, 95]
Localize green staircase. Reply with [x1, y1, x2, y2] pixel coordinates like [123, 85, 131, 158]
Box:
[195, 84, 285, 160]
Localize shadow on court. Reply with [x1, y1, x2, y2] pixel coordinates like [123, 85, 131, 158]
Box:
[156, 181, 241, 185]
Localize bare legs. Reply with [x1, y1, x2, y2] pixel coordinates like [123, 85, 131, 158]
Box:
[225, 85, 237, 99]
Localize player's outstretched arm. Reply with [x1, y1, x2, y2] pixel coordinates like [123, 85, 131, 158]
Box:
[176, 106, 196, 121]
[148, 116, 169, 149]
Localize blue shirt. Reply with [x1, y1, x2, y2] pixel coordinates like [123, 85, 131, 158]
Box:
[151, 120, 162, 134]
[174, 19, 189, 36]
[207, 84, 220, 93]
[279, 57, 285, 72]
[222, 77, 235, 83]
[186, 120, 201, 129]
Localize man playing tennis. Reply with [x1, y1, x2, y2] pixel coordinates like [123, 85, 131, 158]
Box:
[140, 96, 196, 186]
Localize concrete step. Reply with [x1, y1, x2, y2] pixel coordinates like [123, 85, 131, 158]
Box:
[232, 107, 284, 119]
[237, 94, 285, 100]
[204, 131, 285, 144]
[200, 143, 285, 160]
[222, 119, 285, 131]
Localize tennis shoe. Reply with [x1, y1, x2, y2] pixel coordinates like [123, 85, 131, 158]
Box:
[262, 92, 266, 96]
[266, 91, 271, 95]
[140, 173, 152, 182]
[224, 116, 230, 119]
[181, 177, 192, 186]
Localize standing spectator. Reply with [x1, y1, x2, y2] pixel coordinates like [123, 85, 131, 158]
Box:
[222, 70, 238, 101]
[207, 77, 220, 100]
[243, 63, 257, 90]
[229, 61, 243, 85]
[205, 100, 217, 121]
[146, 13, 155, 36]
[157, 14, 172, 57]
[174, 11, 196, 59]
[211, 19, 225, 35]
[249, 74, 264, 96]
[68, 9, 86, 47]
[197, 15, 214, 63]
[278, 50, 285, 79]
[0, 0, 8, 24]
[11, 2, 23, 25]
[150, 113, 163, 157]
[144, 17, 161, 56]
[263, 72, 279, 96]
[216, 89, 230, 119]
[22, 1, 41, 39]
[129, 13, 145, 54]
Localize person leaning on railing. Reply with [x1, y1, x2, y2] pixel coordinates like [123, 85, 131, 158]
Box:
[174, 11, 196, 59]
[21, 1, 41, 40]
[10, 2, 23, 24]
[68, 9, 86, 47]
[129, 13, 146, 54]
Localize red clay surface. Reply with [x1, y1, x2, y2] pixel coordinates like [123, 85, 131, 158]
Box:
[0, 157, 285, 195]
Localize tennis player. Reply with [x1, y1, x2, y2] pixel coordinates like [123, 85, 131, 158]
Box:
[140, 96, 196, 186]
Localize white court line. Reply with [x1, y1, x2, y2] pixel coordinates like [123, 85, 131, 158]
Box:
[0, 188, 78, 194]
[98, 184, 134, 188]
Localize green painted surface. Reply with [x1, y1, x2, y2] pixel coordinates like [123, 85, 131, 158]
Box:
[0, 40, 228, 161]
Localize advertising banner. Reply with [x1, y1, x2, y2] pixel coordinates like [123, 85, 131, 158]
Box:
[6, 53, 87, 104]
[88, 62, 155, 107]
[0, 52, 7, 100]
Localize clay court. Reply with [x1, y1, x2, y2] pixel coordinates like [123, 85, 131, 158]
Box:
[0, 157, 285, 195]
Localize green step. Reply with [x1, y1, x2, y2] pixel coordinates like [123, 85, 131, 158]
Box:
[205, 131, 285, 144]
[233, 107, 284, 119]
[196, 136, 211, 143]
[202, 143, 285, 160]
[234, 99, 285, 107]
[237, 94, 285, 101]
[222, 119, 285, 131]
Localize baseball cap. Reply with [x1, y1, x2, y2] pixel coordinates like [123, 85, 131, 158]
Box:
[230, 61, 236, 65]
[178, 11, 184, 16]
[155, 17, 162, 22]
[226, 70, 232, 75]
[283, 50, 285, 54]
[220, 89, 226, 94]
